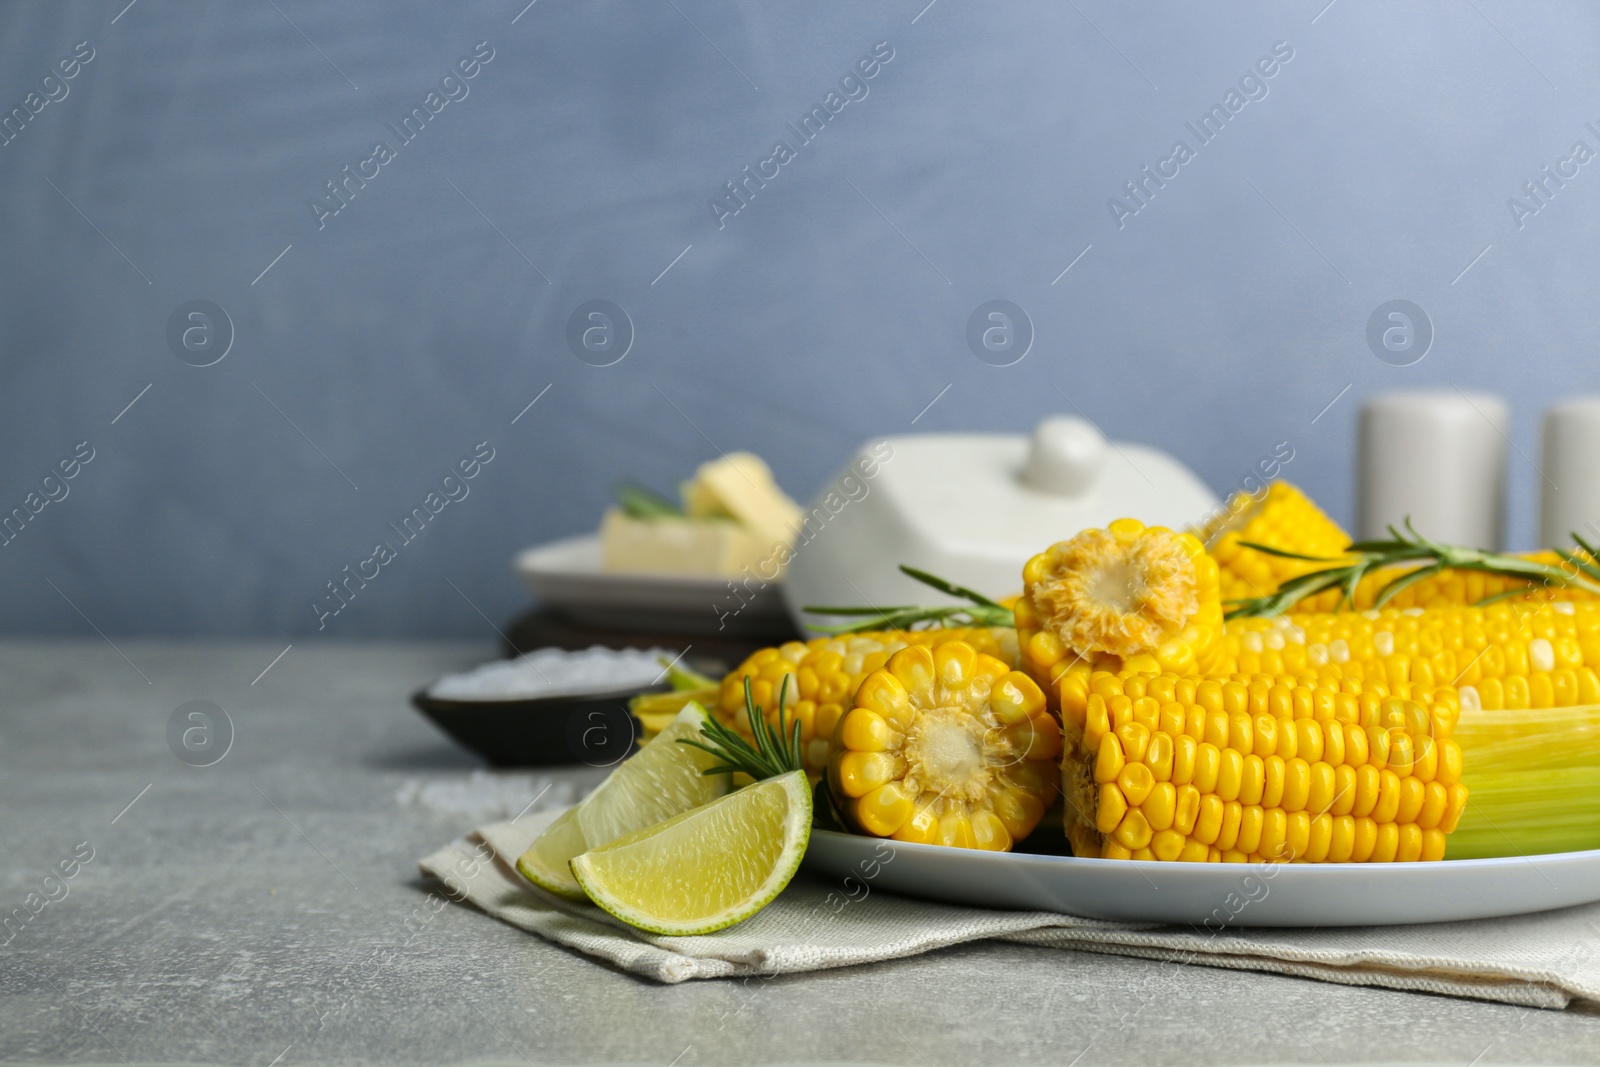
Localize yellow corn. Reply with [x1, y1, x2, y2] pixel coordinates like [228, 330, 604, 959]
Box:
[716, 627, 1019, 778]
[1198, 480, 1598, 611]
[1016, 519, 1224, 693]
[1198, 482, 1353, 606]
[1220, 602, 1600, 858]
[1201, 481, 1600, 611]
[828, 641, 1061, 850]
[1220, 602, 1600, 711]
[1061, 670, 1465, 862]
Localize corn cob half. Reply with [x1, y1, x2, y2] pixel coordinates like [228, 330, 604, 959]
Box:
[1061, 671, 1466, 862]
[1015, 519, 1224, 692]
[714, 627, 1020, 778]
[827, 641, 1061, 850]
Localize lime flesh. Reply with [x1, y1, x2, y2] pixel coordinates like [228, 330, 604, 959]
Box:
[515, 704, 728, 899]
[571, 769, 811, 936]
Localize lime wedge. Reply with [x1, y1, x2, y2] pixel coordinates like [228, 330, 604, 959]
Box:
[516, 703, 728, 899]
[571, 769, 811, 936]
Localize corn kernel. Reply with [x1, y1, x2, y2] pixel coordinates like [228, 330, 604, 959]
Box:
[1307, 761, 1336, 814]
[1440, 783, 1469, 833]
[1151, 829, 1187, 861]
[1115, 809, 1154, 850]
[1216, 801, 1244, 852]
[1236, 805, 1264, 855]
[1239, 754, 1266, 806]
[1117, 762, 1156, 807]
[1331, 764, 1357, 816]
[840, 708, 894, 752]
[1327, 815, 1356, 862]
[1351, 816, 1378, 862]
[1193, 742, 1222, 793]
[856, 782, 915, 836]
[938, 811, 975, 849]
[1370, 822, 1400, 863]
[1282, 757, 1311, 812]
[1117, 721, 1152, 763]
[894, 803, 939, 844]
[1143, 782, 1178, 831]
[837, 751, 899, 798]
[1171, 734, 1198, 785]
[1144, 731, 1175, 782]
[1259, 808, 1288, 859]
[1395, 775, 1427, 824]
[1372, 769, 1402, 824]
[970, 809, 1011, 851]
[1285, 811, 1312, 860]
[1096, 783, 1129, 834]
[1174, 784, 1201, 834]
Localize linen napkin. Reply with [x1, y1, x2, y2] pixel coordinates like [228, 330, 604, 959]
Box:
[419, 809, 1600, 1009]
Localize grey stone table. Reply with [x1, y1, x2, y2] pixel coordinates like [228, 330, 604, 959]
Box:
[4, 640, 1599, 1066]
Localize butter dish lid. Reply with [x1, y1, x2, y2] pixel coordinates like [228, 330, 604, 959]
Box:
[781, 416, 1219, 629]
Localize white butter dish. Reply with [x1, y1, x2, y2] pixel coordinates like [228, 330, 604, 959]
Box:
[782, 417, 1218, 631]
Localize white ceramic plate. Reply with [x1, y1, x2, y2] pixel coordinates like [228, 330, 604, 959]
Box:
[514, 535, 789, 634]
[803, 830, 1600, 927]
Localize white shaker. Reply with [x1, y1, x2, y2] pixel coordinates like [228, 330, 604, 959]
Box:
[1540, 398, 1600, 549]
[1358, 391, 1507, 550]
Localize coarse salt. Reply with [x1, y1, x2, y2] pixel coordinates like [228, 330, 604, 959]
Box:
[428, 645, 683, 702]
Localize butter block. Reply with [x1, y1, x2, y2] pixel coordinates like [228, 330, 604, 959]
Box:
[599, 508, 768, 577]
[682, 452, 803, 560]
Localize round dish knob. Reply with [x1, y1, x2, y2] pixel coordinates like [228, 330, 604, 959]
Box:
[1024, 416, 1105, 496]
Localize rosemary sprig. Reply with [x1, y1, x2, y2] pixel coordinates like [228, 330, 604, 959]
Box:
[676, 676, 804, 779]
[615, 482, 683, 519]
[804, 565, 1015, 634]
[1225, 518, 1600, 619]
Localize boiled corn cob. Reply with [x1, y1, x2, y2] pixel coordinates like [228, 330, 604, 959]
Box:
[1061, 670, 1466, 862]
[1209, 604, 1600, 859]
[827, 641, 1060, 850]
[1015, 519, 1224, 691]
[715, 627, 1020, 778]
[1199, 482, 1354, 605]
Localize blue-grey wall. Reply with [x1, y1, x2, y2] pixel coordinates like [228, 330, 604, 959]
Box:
[3, 1, 1597, 638]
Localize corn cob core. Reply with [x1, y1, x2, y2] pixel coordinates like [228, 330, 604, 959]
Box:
[1062, 671, 1466, 863]
[1199, 482, 1353, 605]
[827, 642, 1061, 850]
[1016, 519, 1224, 692]
[717, 627, 1019, 778]
[1222, 602, 1600, 712]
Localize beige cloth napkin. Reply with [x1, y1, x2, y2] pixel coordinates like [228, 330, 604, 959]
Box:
[419, 810, 1600, 1009]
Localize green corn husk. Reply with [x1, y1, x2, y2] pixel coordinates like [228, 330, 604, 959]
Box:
[1449, 704, 1600, 860]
